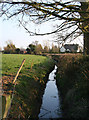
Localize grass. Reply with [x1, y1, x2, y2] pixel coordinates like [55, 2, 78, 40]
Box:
[2, 96, 6, 118]
[53, 54, 89, 119]
[2, 54, 50, 75]
[2, 54, 55, 118]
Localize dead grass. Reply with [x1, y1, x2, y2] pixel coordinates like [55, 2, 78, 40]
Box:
[53, 54, 89, 119]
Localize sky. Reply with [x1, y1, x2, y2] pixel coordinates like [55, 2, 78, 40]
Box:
[0, 18, 55, 50]
[0, 1, 84, 50]
[0, 18, 83, 50]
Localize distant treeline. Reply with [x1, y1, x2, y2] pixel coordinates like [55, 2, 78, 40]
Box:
[2, 40, 60, 54]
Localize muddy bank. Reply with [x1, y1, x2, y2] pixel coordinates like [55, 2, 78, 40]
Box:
[52, 55, 89, 119]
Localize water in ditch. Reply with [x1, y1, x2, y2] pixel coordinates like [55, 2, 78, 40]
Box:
[38, 65, 62, 119]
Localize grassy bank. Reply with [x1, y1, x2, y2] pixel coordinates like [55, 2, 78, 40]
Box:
[2, 54, 55, 118]
[53, 54, 89, 119]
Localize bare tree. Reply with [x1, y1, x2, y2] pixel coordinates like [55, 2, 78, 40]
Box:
[4, 40, 16, 53]
[0, 0, 89, 54]
[35, 43, 43, 54]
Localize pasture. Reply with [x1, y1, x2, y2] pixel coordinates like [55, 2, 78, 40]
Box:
[2, 54, 55, 118]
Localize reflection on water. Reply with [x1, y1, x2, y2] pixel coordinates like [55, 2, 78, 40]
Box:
[38, 65, 62, 119]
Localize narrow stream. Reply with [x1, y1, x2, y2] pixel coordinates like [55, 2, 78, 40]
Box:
[38, 65, 62, 119]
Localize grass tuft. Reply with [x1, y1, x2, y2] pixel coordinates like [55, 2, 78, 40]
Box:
[55, 55, 89, 119]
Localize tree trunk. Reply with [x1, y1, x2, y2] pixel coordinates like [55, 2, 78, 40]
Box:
[81, 2, 89, 55]
[84, 32, 89, 54]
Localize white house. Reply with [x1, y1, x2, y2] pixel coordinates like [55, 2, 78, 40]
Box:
[60, 44, 83, 53]
[60, 46, 66, 52]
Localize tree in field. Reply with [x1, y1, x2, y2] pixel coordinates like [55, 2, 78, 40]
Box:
[50, 43, 59, 53]
[0, 1, 89, 54]
[15, 48, 20, 54]
[26, 47, 31, 54]
[26, 44, 36, 54]
[4, 40, 16, 54]
[44, 45, 49, 53]
[35, 44, 43, 54]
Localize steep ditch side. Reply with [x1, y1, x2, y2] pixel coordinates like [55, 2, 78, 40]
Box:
[52, 54, 89, 119]
[2, 55, 55, 119]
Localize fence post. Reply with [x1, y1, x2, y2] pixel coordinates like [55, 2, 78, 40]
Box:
[3, 59, 25, 119]
[13, 59, 25, 84]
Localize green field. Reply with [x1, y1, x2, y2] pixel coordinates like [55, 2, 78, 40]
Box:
[2, 54, 52, 75]
[2, 54, 55, 118]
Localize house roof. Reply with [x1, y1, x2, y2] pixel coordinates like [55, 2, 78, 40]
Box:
[64, 44, 78, 51]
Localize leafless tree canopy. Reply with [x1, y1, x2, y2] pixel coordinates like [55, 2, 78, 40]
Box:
[0, 0, 89, 42]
